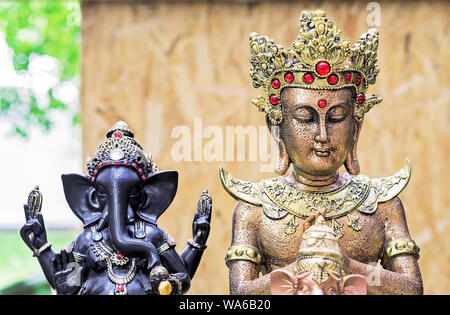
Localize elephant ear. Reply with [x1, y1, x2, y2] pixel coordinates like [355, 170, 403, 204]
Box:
[137, 170, 178, 224]
[270, 269, 297, 295]
[341, 274, 367, 295]
[61, 174, 103, 227]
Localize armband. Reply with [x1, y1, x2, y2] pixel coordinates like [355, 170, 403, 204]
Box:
[225, 244, 262, 266]
[384, 238, 420, 260]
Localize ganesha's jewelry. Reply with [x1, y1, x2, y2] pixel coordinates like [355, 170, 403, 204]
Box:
[220, 160, 411, 237]
[384, 238, 420, 261]
[134, 220, 146, 239]
[91, 225, 103, 242]
[90, 240, 136, 295]
[187, 238, 207, 251]
[296, 215, 344, 284]
[27, 186, 43, 218]
[225, 244, 263, 266]
[86, 121, 157, 183]
[32, 242, 52, 257]
[157, 233, 177, 255]
[249, 10, 381, 124]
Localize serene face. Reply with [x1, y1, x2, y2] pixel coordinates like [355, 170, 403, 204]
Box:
[280, 88, 356, 177]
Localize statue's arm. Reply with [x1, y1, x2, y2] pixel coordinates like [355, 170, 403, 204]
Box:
[159, 248, 191, 294]
[345, 197, 423, 295]
[180, 190, 212, 279]
[228, 201, 290, 295]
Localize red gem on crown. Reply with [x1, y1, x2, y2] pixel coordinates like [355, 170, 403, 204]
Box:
[117, 284, 124, 292]
[303, 72, 314, 84]
[316, 61, 330, 76]
[117, 253, 124, 260]
[318, 100, 327, 108]
[272, 79, 281, 89]
[113, 131, 122, 138]
[142, 176, 146, 180]
[327, 74, 338, 85]
[357, 93, 365, 104]
[345, 72, 352, 83]
[270, 95, 279, 105]
[284, 72, 294, 83]
[355, 75, 362, 85]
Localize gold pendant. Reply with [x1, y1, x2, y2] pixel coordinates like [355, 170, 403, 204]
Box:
[331, 219, 344, 239]
[347, 213, 362, 231]
[284, 215, 298, 235]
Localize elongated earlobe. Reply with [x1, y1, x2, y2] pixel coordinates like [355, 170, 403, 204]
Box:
[267, 116, 290, 175]
[344, 119, 363, 175]
[275, 138, 290, 175]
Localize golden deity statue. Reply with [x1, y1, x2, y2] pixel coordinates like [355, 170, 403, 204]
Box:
[220, 10, 422, 295]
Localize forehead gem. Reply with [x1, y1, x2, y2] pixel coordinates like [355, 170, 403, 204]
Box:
[110, 149, 124, 161]
[113, 131, 122, 138]
[318, 100, 327, 108]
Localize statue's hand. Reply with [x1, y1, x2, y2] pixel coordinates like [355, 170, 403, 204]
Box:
[192, 190, 212, 246]
[302, 209, 327, 233]
[146, 277, 180, 295]
[20, 204, 48, 252]
[53, 250, 82, 295]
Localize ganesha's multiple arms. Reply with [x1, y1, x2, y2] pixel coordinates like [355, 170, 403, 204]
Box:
[19, 205, 56, 288]
[344, 197, 423, 295]
[180, 190, 212, 279]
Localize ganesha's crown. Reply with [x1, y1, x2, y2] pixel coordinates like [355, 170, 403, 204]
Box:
[86, 121, 157, 183]
[250, 10, 382, 124]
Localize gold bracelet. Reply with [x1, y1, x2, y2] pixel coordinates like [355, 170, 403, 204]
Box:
[33, 242, 52, 257]
[225, 244, 262, 266]
[384, 238, 420, 260]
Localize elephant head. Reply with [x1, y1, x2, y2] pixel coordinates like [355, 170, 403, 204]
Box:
[270, 214, 367, 295]
[270, 269, 367, 295]
[61, 121, 177, 269]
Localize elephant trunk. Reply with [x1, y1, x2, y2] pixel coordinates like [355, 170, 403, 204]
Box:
[108, 192, 160, 270]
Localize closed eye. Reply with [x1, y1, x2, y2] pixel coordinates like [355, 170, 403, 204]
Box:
[294, 107, 315, 123]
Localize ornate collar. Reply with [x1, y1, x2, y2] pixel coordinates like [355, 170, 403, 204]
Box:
[219, 160, 410, 236]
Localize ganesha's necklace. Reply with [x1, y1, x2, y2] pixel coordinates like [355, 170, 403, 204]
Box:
[90, 232, 137, 295]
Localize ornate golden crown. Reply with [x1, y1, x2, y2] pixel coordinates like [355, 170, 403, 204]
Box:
[296, 215, 344, 284]
[249, 10, 382, 124]
[86, 121, 157, 183]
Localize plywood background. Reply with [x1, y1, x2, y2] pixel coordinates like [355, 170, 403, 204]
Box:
[81, 0, 450, 294]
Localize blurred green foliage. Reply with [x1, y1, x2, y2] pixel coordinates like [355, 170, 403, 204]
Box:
[0, 0, 80, 138]
[0, 229, 79, 295]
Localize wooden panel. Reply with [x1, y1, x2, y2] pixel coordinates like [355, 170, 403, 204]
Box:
[81, 1, 450, 294]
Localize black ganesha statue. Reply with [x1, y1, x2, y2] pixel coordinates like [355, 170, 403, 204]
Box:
[20, 121, 212, 295]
